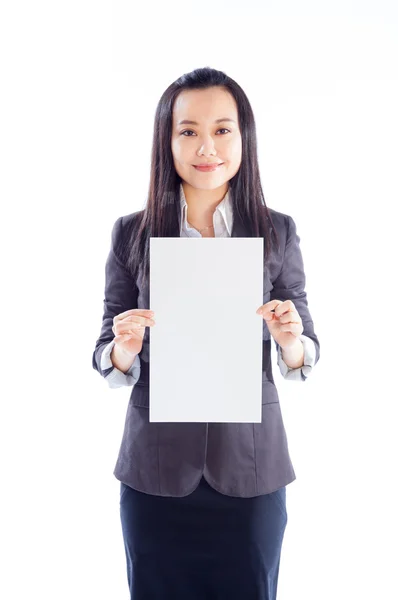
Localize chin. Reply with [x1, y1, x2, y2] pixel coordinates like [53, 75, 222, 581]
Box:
[191, 171, 230, 186]
[192, 180, 227, 191]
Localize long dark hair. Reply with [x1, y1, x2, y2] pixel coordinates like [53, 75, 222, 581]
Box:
[123, 66, 280, 284]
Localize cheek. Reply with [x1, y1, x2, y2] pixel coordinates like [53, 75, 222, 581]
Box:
[171, 139, 189, 165]
[226, 139, 242, 165]
[171, 138, 179, 157]
[224, 135, 242, 153]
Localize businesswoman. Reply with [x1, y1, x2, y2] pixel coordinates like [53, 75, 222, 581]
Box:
[92, 66, 320, 599]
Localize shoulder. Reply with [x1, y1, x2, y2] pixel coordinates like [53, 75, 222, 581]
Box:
[266, 207, 297, 245]
[110, 210, 145, 262]
[117, 210, 145, 232]
[267, 207, 292, 229]
[112, 210, 144, 239]
[120, 210, 145, 227]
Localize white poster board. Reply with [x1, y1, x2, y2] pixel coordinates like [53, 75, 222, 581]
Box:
[149, 237, 264, 423]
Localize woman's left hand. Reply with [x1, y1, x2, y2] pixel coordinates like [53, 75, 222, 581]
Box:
[256, 299, 304, 349]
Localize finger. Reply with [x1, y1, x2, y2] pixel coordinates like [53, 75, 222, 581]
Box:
[256, 300, 283, 317]
[274, 300, 295, 318]
[279, 322, 303, 335]
[114, 308, 155, 324]
[113, 316, 156, 335]
[114, 332, 136, 343]
[125, 315, 156, 326]
[279, 310, 301, 324]
[115, 315, 155, 331]
[113, 322, 143, 335]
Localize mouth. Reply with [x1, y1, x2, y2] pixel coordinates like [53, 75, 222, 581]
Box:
[193, 163, 224, 172]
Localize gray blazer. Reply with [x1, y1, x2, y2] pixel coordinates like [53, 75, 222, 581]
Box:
[92, 207, 320, 497]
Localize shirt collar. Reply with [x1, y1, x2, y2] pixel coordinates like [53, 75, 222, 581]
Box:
[179, 182, 233, 236]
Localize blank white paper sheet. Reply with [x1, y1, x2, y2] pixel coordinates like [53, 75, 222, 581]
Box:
[149, 236, 264, 423]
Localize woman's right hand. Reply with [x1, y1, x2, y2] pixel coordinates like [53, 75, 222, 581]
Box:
[112, 309, 156, 356]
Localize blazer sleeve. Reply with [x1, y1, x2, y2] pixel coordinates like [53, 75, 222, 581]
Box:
[92, 215, 140, 382]
[270, 214, 320, 381]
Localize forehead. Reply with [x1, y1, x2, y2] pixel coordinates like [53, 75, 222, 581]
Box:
[172, 87, 238, 124]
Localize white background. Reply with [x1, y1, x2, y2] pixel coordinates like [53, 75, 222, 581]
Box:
[1, 1, 397, 598]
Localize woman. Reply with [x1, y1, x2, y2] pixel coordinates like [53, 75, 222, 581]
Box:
[92, 66, 320, 599]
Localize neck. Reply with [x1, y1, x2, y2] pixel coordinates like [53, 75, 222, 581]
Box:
[182, 182, 228, 228]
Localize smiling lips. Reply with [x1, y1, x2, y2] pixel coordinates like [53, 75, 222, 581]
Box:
[193, 163, 224, 172]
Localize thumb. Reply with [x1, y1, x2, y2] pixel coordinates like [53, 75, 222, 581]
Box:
[264, 312, 277, 322]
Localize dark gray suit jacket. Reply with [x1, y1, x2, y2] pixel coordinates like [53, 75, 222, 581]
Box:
[92, 207, 320, 497]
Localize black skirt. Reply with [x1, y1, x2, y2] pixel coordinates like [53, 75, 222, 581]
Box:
[119, 475, 288, 600]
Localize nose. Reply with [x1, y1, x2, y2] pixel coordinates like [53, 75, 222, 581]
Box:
[197, 135, 217, 157]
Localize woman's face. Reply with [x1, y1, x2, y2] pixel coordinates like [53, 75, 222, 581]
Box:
[171, 86, 242, 190]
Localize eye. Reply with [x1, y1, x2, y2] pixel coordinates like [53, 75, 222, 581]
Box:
[217, 128, 231, 135]
[180, 128, 231, 136]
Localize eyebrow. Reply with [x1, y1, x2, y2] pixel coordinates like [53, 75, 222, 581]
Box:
[177, 118, 237, 125]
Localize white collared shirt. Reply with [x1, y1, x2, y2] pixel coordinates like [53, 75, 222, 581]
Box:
[101, 183, 316, 387]
[179, 182, 233, 237]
